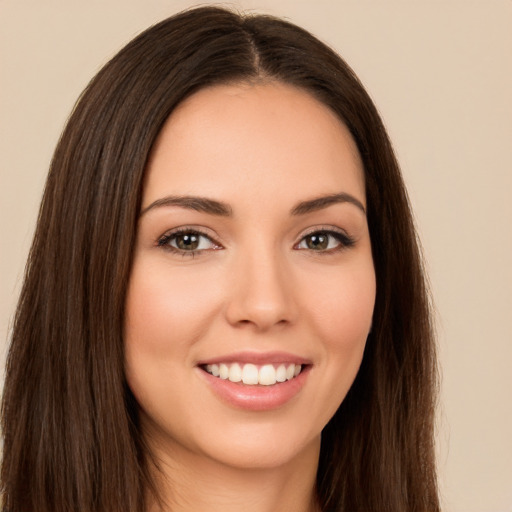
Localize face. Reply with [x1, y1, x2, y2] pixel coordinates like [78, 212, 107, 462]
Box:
[124, 82, 376, 471]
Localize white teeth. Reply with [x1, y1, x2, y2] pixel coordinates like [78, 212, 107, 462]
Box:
[242, 364, 259, 385]
[276, 364, 287, 383]
[219, 363, 229, 380]
[228, 363, 242, 383]
[259, 364, 276, 386]
[206, 364, 220, 377]
[205, 362, 303, 385]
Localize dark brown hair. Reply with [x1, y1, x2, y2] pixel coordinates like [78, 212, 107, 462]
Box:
[1, 6, 439, 511]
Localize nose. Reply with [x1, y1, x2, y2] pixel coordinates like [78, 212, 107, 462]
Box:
[224, 248, 297, 331]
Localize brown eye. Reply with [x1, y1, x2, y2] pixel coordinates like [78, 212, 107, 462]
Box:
[174, 233, 200, 251]
[305, 233, 329, 250]
[158, 230, 219, 253]
[297, 230, 355, 252]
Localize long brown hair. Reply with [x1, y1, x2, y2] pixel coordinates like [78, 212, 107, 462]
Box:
[1, 6, 439, 511]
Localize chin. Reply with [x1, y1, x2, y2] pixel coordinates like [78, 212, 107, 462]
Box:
[200, 430, 321, 471]
[142, 408, 322, 472]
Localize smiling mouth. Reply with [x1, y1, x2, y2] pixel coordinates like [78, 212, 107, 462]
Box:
[202, 362, 303, 386]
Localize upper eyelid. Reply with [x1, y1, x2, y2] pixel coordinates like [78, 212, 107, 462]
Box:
[295, 226, 357, 250]
[157, 228, 222, 256]
[297, 225, 351, 239]
[160, 225, 220, 240]
[157, 226, 222, 250]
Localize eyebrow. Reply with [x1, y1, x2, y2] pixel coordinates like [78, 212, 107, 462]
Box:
[291, 193, 366, 216]
[140, 192, 366, 218]
[141, 196, 233, 217]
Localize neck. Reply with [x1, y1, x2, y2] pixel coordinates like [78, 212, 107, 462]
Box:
[146, 435, 321, 512]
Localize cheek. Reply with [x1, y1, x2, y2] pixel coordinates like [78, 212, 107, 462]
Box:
[124, 259, 222, 359]
[301, 258, 375, 405]
[303, 259, 376, 349]
[123, 259, 225, 429]
[279, 258, 376, 435]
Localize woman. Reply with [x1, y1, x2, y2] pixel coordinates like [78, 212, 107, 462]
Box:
[1, 6, 439, 512]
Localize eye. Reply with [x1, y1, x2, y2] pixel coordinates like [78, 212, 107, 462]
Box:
[158, 229, 220, 254]
[296, 230, 355, 252]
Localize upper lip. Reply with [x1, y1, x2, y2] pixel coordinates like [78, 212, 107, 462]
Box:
[196, 351, 312, 366]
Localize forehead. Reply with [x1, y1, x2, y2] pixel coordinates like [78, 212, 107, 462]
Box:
[143, 81, 365, 210]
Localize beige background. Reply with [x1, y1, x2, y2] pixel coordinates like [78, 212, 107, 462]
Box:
[1, 1, 511, 510]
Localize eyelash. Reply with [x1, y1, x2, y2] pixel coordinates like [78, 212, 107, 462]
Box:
[157, 228, 220, 258]
[157, 226, 355, 257]
[296, 228, 356, 253]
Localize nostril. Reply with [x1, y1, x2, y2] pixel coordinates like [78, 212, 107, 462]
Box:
[233, 317, 290, 330]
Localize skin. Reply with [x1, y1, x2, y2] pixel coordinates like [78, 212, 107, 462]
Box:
[124, 81, 376, 512]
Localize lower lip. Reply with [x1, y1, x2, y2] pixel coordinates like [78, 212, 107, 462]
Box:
[198, 367, 310, 411]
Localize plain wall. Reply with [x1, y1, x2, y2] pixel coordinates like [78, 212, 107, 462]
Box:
[1, 1, 511, 510]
